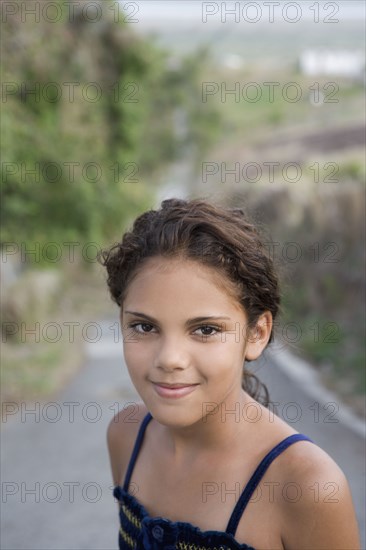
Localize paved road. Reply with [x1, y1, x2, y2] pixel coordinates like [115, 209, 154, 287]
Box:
[1, 316, 365, 549]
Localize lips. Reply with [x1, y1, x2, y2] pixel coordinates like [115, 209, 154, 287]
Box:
[152, 382, 198, 388]
[152, 381, 199, 399]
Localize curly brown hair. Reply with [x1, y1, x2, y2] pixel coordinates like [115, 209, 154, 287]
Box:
[97, 197, 281, 406]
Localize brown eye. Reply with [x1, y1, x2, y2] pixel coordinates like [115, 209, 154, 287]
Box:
[195, 325, 221, 337]
[129, 323, 155, 334]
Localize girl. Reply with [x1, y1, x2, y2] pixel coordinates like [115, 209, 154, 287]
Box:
[99, 198, 360, 549]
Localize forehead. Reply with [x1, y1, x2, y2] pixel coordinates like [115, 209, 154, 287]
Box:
[123, 256, 243, 313]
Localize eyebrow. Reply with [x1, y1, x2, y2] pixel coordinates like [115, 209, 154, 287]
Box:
[123, 310, 232, 325]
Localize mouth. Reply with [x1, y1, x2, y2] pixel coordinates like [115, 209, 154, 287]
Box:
[152, 382, 198, 388]
[151, 381, 199, 399]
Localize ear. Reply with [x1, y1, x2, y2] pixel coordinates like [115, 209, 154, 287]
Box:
[244, 311, 273, 361]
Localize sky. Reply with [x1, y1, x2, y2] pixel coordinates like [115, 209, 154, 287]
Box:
[119, 0, 365, 25]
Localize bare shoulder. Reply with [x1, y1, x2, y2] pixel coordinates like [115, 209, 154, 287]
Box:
[106, 401, 149, 486]
[275, 439, 361, 549]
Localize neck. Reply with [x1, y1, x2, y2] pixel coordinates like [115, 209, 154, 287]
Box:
[155, 389, 259, 462]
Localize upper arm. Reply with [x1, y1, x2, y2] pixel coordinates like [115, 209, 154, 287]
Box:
[280, 445, 361, 549]
[106, 401, 148, 486]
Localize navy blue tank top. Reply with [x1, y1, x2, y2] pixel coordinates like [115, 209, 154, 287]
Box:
[113, 412, 313, 549]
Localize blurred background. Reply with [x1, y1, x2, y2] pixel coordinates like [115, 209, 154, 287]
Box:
[1, 1, 365, 548]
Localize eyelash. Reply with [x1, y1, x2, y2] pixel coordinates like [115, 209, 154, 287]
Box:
[127, 322, 222, 338]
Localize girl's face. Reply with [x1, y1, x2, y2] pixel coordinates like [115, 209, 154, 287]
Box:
[120, 256, 271, 428]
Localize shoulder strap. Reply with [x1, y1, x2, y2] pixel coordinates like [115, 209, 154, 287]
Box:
[225, 433, 314, 536]
[122, 412, 153, 492]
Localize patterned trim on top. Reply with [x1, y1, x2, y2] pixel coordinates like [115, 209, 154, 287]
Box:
[176, 543, 227, 550]
[122, 503, 142, 529]
[119, 525, 136, 548]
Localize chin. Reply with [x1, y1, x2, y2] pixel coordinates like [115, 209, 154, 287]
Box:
[147, 400, 202, 429]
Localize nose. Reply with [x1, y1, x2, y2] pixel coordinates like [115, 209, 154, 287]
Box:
[153, 335, 190, 372]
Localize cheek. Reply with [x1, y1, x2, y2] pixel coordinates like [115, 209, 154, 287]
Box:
[205, 337, 245, 361]
[123, 341, 148, 364]
[201, 341, 244, 377]
[122, 338, 244, 376]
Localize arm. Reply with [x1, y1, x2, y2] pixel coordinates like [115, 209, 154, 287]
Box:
[106, 402, 148, 486]
[281, 448, 360, 549]
[106, 416, 124, 487]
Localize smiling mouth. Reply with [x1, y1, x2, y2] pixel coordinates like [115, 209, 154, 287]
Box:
[151, 382, 199, 399]
[152, 382, 199, 389]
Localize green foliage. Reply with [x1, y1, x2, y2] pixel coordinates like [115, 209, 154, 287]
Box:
[338, 160, 365, 182]
[1, 0, 220, 262]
